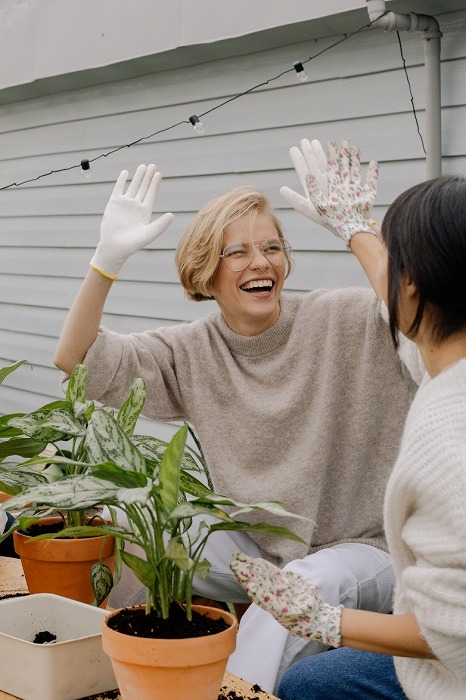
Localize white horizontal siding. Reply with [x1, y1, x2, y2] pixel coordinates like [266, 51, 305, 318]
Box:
[1, 6, 465, 430]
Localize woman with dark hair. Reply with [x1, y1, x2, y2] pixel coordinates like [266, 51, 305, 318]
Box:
[231, 167, 466, 699]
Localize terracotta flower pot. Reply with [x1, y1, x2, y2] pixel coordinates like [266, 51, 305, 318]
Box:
[102, 604, 238, 700]
[13, 518, 115, 606]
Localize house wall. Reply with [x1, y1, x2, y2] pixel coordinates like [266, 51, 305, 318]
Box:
[0, 2, 465, 438]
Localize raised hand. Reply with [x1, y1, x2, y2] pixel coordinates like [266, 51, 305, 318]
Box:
[306, 140, 379, 247]
[230, 551, 342, 647]
[90, 164, 174, 280]
[280, 138, 329, 226]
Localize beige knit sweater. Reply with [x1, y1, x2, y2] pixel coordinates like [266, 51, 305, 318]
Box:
[83, 289, 418, 567]
[385, 359, 466, 698]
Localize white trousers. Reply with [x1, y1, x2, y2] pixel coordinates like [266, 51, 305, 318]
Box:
[226, 541, 395, 694]
[106, 515, 394, 695]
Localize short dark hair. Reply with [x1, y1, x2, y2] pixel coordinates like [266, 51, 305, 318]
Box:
[382, 175, 466, 345]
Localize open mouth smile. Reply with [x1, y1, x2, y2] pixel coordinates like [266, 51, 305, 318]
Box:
[240, 279, 274, 293]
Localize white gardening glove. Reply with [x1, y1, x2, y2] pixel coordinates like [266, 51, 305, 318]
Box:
[306, 140, 379, 249]
[90, 164, 174, 279]
[230, 551, 342, 647]
[280, 138, 329, 226]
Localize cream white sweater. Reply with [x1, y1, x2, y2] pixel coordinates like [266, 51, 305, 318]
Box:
[83, 289, 418, 567]
[385, 359, 466, 699]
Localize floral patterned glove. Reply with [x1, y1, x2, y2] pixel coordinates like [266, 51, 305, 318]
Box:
[230, 551, 342, 647]
[306, 140, 379, 248]
[280, 138, 329, 227]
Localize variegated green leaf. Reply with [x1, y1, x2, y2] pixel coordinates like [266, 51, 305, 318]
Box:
[164, 537, 193, 572]
[66, 364, 88, 403]
[85, 409, 146, 473]
[170, 501, 231, 521]
[3, 474, 120, 512]
[159, 424, 187, 510]
[116, 378, 146, 437]
[7, 410, 74, 443]
[91, 562, 114, 607]
[192, 558, 210, 580]
[179, 471, 212, 498]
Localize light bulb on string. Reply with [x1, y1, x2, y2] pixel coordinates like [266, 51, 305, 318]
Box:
[293, 61, 308, 83]
[189, 115, 205, 135]
[80, 159, 92, 178]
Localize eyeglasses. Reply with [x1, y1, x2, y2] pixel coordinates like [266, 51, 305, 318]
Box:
[219, 238, 292, 272]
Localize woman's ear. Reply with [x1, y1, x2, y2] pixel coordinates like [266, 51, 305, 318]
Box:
[401, 270, 418, 300]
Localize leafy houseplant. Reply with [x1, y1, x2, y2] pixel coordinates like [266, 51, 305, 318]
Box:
[1, 362, 307, 699]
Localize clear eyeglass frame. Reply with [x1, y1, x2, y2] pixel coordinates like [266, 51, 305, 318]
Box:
[219, 238, 292, 272]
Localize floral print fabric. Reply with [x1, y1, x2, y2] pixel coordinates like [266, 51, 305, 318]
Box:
[230, 550, 342, 648]
[306, 139, 379, 248]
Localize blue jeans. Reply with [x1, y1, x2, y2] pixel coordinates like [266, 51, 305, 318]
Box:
[277, 647, 408, 700]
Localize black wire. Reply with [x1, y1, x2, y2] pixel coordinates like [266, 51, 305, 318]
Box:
[396, 31, 427, 155]
[0, 12, 392, 191]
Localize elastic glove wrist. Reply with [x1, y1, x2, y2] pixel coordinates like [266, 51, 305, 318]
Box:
[89, 250, 121, 280]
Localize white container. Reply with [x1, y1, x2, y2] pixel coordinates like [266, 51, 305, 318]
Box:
[0, 593, 117, 700]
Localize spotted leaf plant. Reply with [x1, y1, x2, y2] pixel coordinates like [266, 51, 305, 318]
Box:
[1, 361, 307, 619]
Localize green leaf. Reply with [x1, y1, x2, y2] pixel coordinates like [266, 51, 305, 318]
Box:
[0, 360, 27, 385]
[159, 424, 187, 510]
[66, 364, 88, 403]
[0, 437, 47, 462]
[91, 562, 114, 607]
[164, 537, 193, 572]
[179, 471, 212, 498]
[116, 378, 146, 437]
[86, 409, 146, 473]
[210, 520, 307, 543]
[170, 501, 231, 521]
[121, 550, 154, 590]
[89, 463, 148, 489]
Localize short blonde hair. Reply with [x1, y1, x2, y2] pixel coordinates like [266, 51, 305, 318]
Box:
[176, 186, 291, 301]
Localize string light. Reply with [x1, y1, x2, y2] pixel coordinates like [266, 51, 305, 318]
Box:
[189, 115, 206, 135]
[0, 12, 409, 191]
[293, 61, 308, 82]
[80, 159, 92, 178]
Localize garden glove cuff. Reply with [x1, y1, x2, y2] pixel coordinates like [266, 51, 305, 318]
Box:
[230, 551, 342, 647]
[90, 164, 174, 280]
[280, 138, 330, 227]
[306, 140, 379, 249]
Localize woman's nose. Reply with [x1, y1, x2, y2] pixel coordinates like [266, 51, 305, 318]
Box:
[248, 244, 269, 268]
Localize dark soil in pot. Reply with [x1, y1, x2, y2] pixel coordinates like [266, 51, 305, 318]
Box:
[107, 601, 229, 639]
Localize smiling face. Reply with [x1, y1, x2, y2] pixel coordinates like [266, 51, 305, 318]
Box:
[210, 212, 287, 335]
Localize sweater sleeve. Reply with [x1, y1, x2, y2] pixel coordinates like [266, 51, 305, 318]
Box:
[81, 326, 186, 420]
[387, 376, 466, 677]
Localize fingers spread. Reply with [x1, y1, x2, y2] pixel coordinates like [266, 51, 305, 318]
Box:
[135, 164, 158, 203]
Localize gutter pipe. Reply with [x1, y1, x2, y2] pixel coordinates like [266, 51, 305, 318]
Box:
[366, 0, 442, 178]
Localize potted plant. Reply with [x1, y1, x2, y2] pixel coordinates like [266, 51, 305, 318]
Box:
[1, 365, 307, 700]
[0, 361, 120, 604]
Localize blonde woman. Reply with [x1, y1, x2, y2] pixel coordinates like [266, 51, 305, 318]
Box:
[54, 151, 420, 691]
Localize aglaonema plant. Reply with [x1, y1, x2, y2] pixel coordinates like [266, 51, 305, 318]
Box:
[1, 364, 308, 619]
[0, 362, 206, 547]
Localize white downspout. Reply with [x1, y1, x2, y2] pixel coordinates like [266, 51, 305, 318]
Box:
[366, 0, 442, 178]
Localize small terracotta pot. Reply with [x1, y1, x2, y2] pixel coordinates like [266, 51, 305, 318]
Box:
[0, 491, 12, 504]
[13, 517, 114, 607]
[102, 604, 237, 700]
